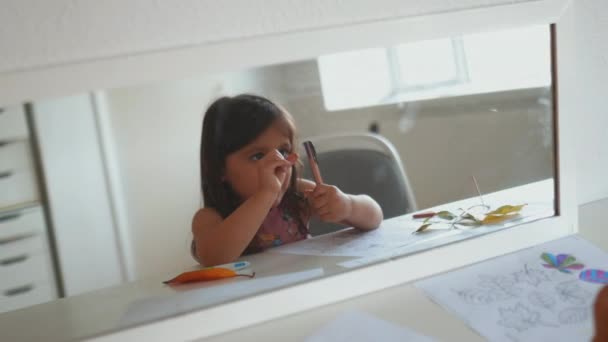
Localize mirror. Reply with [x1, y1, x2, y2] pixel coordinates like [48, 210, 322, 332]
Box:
[0, 24, 556, 338]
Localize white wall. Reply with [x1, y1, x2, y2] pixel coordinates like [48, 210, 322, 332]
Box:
[0, 0, 537, 74]
[566, 0, 608, 204]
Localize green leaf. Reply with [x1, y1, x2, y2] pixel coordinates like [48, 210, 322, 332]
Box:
[461, 213, 482, 223]
[414, 223, 432, 234]
[437, 211, 456, 220]
[457, 220, 483, 227]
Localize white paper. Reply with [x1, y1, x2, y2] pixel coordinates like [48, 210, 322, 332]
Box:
[270, 217, 460, 258]
[304, 311, 434, 342]
[415, 235, 608, 342]
[120, 268, 324, 327]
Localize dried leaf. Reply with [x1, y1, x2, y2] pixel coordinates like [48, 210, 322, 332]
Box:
[414, 223, 432, 234]
[486, 204, 526, 216]
[457, 220, 483, 227]
[461, 212, 482, 223]
[163, 268, 255, 284]
[437, 211, 456, 220]
[482, 213, 520, 225]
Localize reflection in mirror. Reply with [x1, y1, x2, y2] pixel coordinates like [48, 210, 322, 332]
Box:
[0, 25, 555, 339]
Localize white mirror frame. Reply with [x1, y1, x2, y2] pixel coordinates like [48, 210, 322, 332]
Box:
[1, 1, 575, 341]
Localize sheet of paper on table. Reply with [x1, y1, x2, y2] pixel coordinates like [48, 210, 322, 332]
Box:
[269, 216, 461, 258]
[304, 311, 434, 342]
[415, 235, 608, 342]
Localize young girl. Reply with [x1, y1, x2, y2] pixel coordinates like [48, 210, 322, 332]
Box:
[191, 94, 383, 266]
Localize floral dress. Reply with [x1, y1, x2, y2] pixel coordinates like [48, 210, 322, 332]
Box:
[191, 202, 309, 262]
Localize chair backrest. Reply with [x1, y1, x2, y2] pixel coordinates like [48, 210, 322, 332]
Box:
[299, 133, 417, 236]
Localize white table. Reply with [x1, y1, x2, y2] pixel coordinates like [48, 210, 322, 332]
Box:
[0, 180, 556, 341]
[199, 197, 608, 342]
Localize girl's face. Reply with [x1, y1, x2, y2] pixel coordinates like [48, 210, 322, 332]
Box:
[224, 121, 293, 207]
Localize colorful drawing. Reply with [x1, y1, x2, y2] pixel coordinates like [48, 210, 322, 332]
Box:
[579, 269, 608, 284]
[541, 253, 584, 274]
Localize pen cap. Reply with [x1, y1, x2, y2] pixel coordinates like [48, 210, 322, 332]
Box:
[303, 141, 318, 163]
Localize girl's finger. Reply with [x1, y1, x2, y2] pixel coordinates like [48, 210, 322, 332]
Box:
[286, 153, 298, 164]
[312, 185, 327, 198]
[311, 197, 329, 210]
[303, 189, 313, 199]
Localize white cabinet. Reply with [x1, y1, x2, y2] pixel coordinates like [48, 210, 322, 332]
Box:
[0, 104, 58, 313]
[32, 94, 125, 296]
[0, 106, 29, 141]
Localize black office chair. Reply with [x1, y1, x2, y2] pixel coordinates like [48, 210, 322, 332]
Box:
[300, 133, 417, 236]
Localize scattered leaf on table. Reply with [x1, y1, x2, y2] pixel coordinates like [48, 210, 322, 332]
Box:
[461, 212, 482, 223]
[163, 267, 255, 285]
[482, 213, 521, 225]
[413, 223, 432, 234]
[437, 211, 457, 220]
[486, 204, 526, 216]
[457, 220, 483, 227]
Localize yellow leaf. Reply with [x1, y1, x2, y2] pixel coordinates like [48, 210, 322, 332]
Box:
[486, 204, 526, 216]
[481, 213, 520, 225]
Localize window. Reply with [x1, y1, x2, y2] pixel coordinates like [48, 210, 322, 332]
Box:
[318, 26, 551, 111]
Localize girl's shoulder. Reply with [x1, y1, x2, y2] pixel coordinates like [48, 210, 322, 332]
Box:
[192, 207, 223, 234]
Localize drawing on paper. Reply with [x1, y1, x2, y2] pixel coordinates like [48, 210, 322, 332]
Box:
[555, 280, 591, 306]
[541, 253, 585, 274]
[558, 307, 589, 324]
[579, 269, 608, 284]
[415, 236, 608, 342]
[527, 291, 556, 310]
[271, 217, 457, 258]
[512, 264, 553, 287]
[497, 302, 557, 332]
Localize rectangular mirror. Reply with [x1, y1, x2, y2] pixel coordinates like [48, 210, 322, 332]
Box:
[0, 24, 559, 341]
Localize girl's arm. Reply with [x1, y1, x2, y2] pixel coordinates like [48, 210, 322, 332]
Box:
[298, 179, 383, 231]
[193, 150, 293, 266]
[192, 190, 276, 266]
[341, 194, 383, 230]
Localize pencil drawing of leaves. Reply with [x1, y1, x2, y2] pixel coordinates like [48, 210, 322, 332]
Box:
[478, 274, 521, 298]
[512, 264, 552, 287]
[497, 303, 546, 332]
[455, 288, 510, 305]
[528, 291, 556, 310]
[558, 307, 589, 324]
[555, 281, 591, 306]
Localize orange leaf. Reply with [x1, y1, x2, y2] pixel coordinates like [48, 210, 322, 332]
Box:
[163, 267, 254, 285]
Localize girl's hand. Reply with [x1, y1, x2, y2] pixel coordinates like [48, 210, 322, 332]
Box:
[257, 150, 296, 196]
[307, 184, 353, 223]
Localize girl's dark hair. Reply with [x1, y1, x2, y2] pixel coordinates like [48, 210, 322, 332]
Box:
[200, 94, 307, 232]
